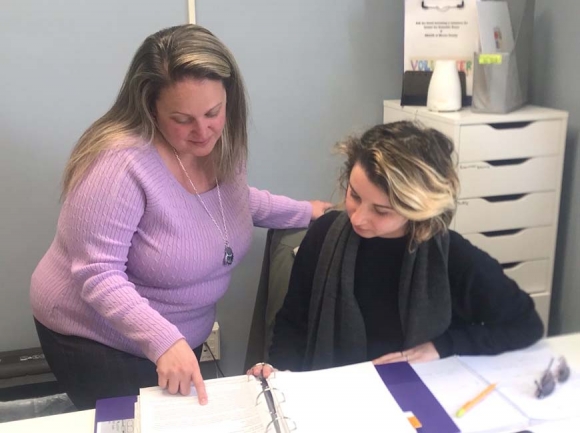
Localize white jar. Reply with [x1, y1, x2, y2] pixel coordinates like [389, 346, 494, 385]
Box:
[427, 60, 462, 112]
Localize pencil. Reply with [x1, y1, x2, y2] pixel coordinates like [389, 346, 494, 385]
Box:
[456, 383, 497, 418]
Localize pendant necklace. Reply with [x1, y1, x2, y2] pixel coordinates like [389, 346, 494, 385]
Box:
[172, 148, 234, 266]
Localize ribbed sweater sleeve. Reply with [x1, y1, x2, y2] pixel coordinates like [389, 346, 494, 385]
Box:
[248, 187, 312, 229]
[62, 149, 183, 362]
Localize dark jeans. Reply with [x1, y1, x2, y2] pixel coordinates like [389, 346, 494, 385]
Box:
[34, 318, 202, 410]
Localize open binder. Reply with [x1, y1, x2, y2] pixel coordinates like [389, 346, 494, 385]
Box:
[136, 362, 418, 433]
[96, 361, 459, 433]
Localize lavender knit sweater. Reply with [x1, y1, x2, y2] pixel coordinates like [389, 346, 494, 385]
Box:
[30, 143, 311, 362]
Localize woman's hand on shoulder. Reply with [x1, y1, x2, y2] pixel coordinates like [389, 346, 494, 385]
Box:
[246, 362, 277, 379]
[372, 342, 440, 365]
[309, 200, 333, 220]
[156, 339, 207, 404]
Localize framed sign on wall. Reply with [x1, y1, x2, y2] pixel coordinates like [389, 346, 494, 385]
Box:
[405, 0, 479, 95]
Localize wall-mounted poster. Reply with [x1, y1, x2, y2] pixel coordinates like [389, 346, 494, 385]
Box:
[404, 0, 479, 95]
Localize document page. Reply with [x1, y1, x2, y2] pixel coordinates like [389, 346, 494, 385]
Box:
[134, 400, 141, 433]
[460, 342, 580, 421]
[476, 1, 515, 53]
[525, 417, 580, 432]
[138, 375, 268, 433]
[413, 357, 529, 433]
[271, 362, 415, 433]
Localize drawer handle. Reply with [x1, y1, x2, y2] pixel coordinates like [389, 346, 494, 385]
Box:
[487, 121, 533, 130]
[481, 193, 527, 203]
[486, 158, 529, 167]
[502, 262, 522, 270]
[480, 229, 523, 237]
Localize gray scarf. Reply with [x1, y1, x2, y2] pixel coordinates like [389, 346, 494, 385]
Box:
[303, 212, 451, 370]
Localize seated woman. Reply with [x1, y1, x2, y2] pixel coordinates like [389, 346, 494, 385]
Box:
[250, 121, 544, 377]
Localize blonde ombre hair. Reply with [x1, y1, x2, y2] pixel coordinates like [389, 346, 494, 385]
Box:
[62, 24, 248, 198]
[337, 121, 459, 245]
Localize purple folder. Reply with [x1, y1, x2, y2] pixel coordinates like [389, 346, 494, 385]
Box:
[376, 362, 460, 433]
[94, 395, 137, 433]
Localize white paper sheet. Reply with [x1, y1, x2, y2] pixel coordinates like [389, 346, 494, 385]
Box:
[412, 357, 529, 433]
[134, 399, 141, 433]
[138, 376, 268, 433]
[271, 362, 415, 433]
[476, 0, 515, 53]
[526, 417, 580, 432]
[461, 343, 580, 421]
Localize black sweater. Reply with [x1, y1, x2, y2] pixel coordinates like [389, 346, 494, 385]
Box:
[269, 211, 544, 371]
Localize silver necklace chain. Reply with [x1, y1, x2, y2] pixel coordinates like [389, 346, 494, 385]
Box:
[172, 147, 233, 265]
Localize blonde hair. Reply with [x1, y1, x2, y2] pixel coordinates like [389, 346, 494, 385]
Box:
[62, 24, 248, 198]
[337, 121, 459, 245]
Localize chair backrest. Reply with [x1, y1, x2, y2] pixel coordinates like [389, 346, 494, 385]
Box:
[244, 227, 308, 370]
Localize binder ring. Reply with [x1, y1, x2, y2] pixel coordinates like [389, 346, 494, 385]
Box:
[421, 1, 464, 11]
[255, 387, 285, 406]
[266, 416, 297, 432]
[271, 387, 287, 404]
[256, 389, 267, 407]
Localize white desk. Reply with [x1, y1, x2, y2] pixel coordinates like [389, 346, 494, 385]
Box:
[0, 409, 94, 432]
[1, 333, 579, 433]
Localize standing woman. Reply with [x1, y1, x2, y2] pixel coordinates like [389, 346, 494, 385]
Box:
[251, 121, 543, 378]
[30, 24, 329, 409]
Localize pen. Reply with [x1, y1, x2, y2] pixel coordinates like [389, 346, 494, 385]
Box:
[456, 383, 497, 418]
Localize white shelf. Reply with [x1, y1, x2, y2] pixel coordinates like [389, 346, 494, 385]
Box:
[383, 100, 568, 125]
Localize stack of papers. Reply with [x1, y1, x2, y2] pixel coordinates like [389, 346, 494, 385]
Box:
[413, 357, 529, 433]
[413, 341, 580, 432]
[461, 344, 580, 422]
[137, 376, 269, 432]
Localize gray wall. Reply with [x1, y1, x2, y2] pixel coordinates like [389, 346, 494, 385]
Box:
[0, 0, 186, 351]
[199, 0, 404, 375]
[0, 0, 404, 376]
[531, 2, 580, 335]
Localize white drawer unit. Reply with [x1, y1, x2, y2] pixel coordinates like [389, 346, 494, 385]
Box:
[384, 101, 568, 332]
[531, 294, 552, 330]
[454, 192, 557, 234]
[503, 260, 551, 295]
[463, 226, 556, 264]
[458, 156, 559, 198]
[457, 120, 562, 162]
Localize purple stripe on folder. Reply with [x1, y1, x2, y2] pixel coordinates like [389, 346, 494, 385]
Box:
[376, 362, 460, 433]
[94, 395, 137, 431]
